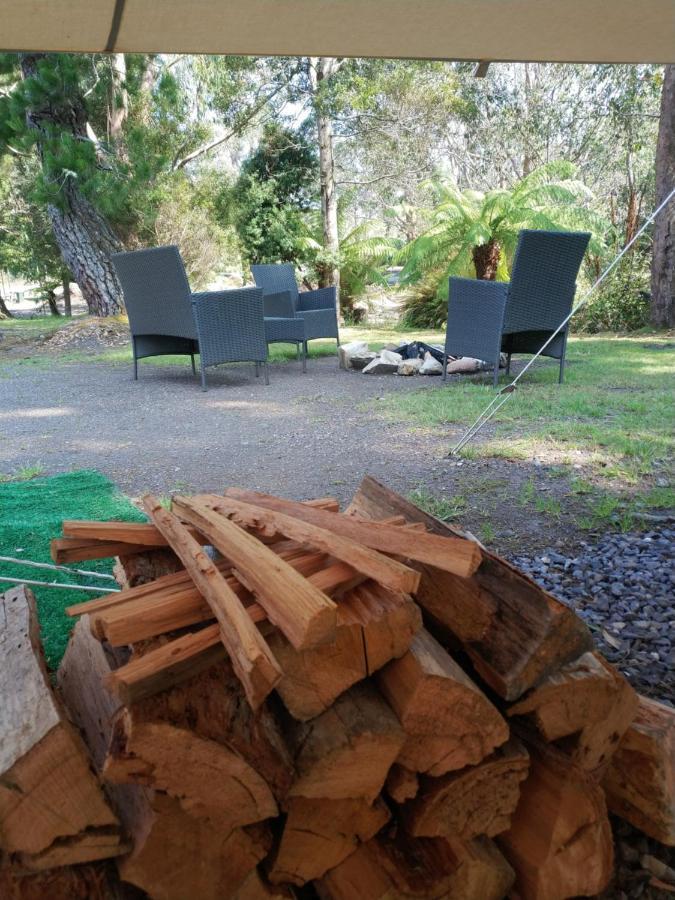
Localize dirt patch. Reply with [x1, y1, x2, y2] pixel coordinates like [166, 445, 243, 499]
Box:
[41, 317, 130, 352]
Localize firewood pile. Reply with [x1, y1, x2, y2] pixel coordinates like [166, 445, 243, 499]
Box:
[1, 476, 673, 900]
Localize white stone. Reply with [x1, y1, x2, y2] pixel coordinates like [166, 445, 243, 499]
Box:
[446, 356, 481, 374]
[378, 349, 403, 365]
[419, 351, 443, 375]
[338, 341, 369, 370]
[363, 355, 400, 375]
[397, 357, 423, 376]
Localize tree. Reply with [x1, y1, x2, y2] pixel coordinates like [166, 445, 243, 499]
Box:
[651, 65, 675, 328]
[230, 124, 318, 266]
[398, 162, 607, 325]
[0, 54, 125, 315]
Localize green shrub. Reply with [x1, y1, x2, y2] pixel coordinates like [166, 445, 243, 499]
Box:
[574, 256, 651, 333]
[400, 273, 448, 327]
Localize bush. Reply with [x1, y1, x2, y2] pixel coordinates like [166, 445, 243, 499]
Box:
[574, 256, 651, 333]
[400, 272, 448, 327]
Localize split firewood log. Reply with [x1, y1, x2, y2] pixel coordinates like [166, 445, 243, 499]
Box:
[385, 764, 419, 803]
[508, 650, 638, 774]
[315, 829, 514, 900]
[602, 694, 675, 846]
[402, 738, 530, 840]
[287, 682, 405, 802]
[0, 587, 125, 871]
[348, 476, 593, 701]
[377, 629, 509, 778]
[267, 796, 390, 885]
[498, 742, 614, 900]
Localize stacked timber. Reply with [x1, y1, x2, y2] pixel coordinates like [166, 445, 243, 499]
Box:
[1, 476, 672, 900]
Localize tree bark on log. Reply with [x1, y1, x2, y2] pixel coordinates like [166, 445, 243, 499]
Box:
[19, 54, 124, 317]
[651, 64, 675, 328]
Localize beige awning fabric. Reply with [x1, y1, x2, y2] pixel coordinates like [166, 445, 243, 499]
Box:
[2, 0, 674, 63]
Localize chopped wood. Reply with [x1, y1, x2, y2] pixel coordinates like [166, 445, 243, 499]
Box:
[348, 475, 592, 700]
[191, 493, 422, 595]
[62, 519, 201, 546]
[603, 695, 675, 846]
[103, 655, 293, 811]
[234, 870, 294, 899]
[377, 628, 509, 740]
[118, 792, 270, 900]
[0, 587, 124, 870]
[403, 738, 530, 840]
[509, 650, 638, 773]
[269, 582, 422, 720]
[288, 682, 405, 802]
[225, 486, 482, 578]
[0, 861, 126, 900]
[51, 536, 157, 563]
[316, 831, 514, 900]
[142, 494, 281, 709]
[499, 744, 614, 899]
[385, 764, 419, 803]
[268, 796, 390, 885]
[173, 495, 338, 650]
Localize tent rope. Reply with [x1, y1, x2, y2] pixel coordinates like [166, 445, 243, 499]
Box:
[0, 555, 116, 581]
[0, 575, 119, 594]
[449, 186, 675, 456]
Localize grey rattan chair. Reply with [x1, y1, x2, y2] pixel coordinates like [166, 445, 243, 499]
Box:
[444, 229, 590, 387]
[112, 246, 268, 391]
[251, 264, 340, 354]
[262, 290, 307, 373]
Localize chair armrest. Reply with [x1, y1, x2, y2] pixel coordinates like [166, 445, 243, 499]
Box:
[296, 286, 336, 311]
[262, 290, 295, 318]
[445, 278, 509, 363]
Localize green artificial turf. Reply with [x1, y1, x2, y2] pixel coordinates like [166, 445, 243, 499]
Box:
[0, 470, 145, 669]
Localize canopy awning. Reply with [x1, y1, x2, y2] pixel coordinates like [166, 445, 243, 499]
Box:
[2, 0, 675, 63]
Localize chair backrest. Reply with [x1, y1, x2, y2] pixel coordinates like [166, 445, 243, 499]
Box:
[251, 264, 299, 308]
[503, 230, 591, 334]
[112, 245, 198, 340]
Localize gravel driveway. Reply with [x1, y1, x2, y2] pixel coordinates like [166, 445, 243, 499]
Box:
[1, 355, 454, 500]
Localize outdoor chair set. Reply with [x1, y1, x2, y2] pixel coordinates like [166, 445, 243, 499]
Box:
[113, 229, 588, 392]
[112, 248, 339, 391]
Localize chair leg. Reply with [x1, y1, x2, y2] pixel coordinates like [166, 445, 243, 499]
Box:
[493, 362, 499, 389]
[506, 352, 512, 376]
[263, 362, 270, 385]
[296, 344, 300, 361]
[304, 341, 309, 359]
[255, 361, 260, 377]
[200, 361, 208, 392]
[442, 354, 448, 382]
[190, 353, 196, 376]
[132, 338, 138, 380]
[559, 333, 568, 384]
[301, 342, 307, 373]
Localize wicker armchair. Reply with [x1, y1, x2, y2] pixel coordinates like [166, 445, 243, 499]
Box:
[251, 264, 340, 353]
[112, 246, 268, 391]
[262, 290, 307, 372]
[444, 229, 590, 387]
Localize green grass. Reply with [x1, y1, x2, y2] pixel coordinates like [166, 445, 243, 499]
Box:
[407, 486, 467, 521]
[377, 335, 674, 484]
[0, 470, 145, 669]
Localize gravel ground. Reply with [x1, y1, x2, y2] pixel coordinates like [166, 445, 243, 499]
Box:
[511, 529, 674, 706]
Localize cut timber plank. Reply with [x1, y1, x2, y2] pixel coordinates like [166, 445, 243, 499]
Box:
[61, 520, 201, 546]
[288, 682, 405, 802]
[268, 796, 390, 885]
[142, 494, 281, 709]
[173, 495, 337, 650]
[225, 486, 481, 578]
[377, 629, 509, 742]
[118, 793, 270, 900]
[403, 738, 530, 840]
[602, 695, 675, 845]
[104, 562, 365, 706]
[51, 536, 157, 563]
[269, 582, 422, 720]
[499, 744, 614, 900]
[104, 654, 294, 809]
[316, 832, 514, 900]
[0, 587, 124, 869]
[348, 476, 592, 700]
[188, 493, 421, 596]
[509, 651, 638, 773]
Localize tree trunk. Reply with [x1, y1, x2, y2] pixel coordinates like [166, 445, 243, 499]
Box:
[0, 294, 14, 319]
[19, 54, 124, 317]
[309, 58, 341, 301]
[46, 289, 60, 316]
[62, 274, 72, 317]
[472, 240, 501, 280]
[109, 54, 129, 144]
[651, 64, 675, 328]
